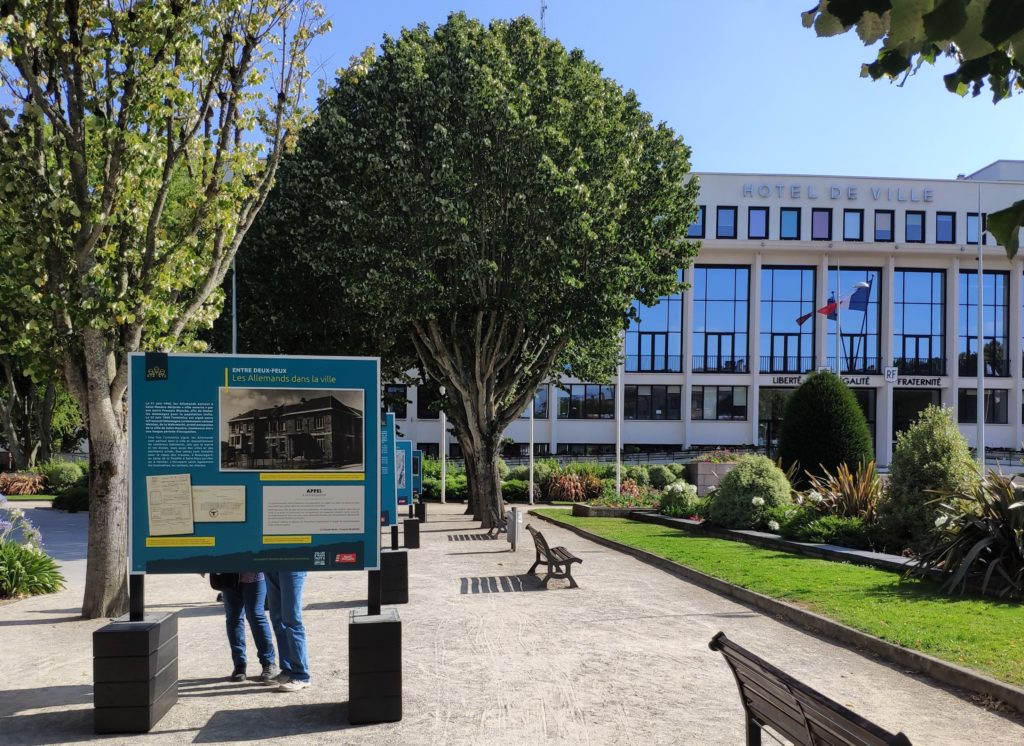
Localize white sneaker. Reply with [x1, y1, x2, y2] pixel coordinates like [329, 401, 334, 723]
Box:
[278, 678, 310, 692]
[264, 671, 290, 687]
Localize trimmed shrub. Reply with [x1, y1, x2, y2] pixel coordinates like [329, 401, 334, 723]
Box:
[667, 463, 686, 479]
[36, 459, 82, 494]
[589, 480, 660, 509]
[565, 461, 615, 479]
[497, 458, 510, 480]
[52, 484, 90, 512]
[648, 465, 675, 489]
[422, 473, 469, 502]
[501, 479, 539, 503]
[706, 455, 791, 529]
[623, 465, 649, 487]
[694, 449, 739, 463]
[876, 405, 978, 555]
[507, 465, 530, 481]
[0, 541, 65, 598]
[659, 481, 700, 517]
[777, 371, 873, 484]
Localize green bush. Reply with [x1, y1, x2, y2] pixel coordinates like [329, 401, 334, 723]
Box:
[422, 473, 469, 502]
[777, 371, 873, 485]
[876, 405, 978, 555]
[506, 465, 530, 481]
[75, 460, 90, 479]
[706, 455, 791, 529]
[788, 514, 870, 548]
[588, 481, 660, 509]
[623, 465, 649, 487]
[667, 463, 686, 479]
[564, 461, 615, 479]
[52, 484, 90, 512]
[0, 541, 65, 598]
[497, 458, 510, 480]
[501, 479, 539, 503]
[37, 459, 80, 493]
[648, 465, 675, 489]
[659, 481, 700, 517]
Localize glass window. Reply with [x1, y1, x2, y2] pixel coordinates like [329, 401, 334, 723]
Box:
[692, 266, 749, 373]
[690, 386, 747, 421]
[716, 206, 737, 239]
[874, 210, 894, 242]
[893, 269, 945, 375]
[556, 384, 615, 419]
[966, 212, 988, 245]
[826, 268, 880, 374]
[748, 207, 768, 240]
[687, 206, 705, 239]
[959, 270, 1009, 377]
[625, 271, 682, 373]
[905, 211, 925, 242]
[843, 209, 863, 241]
[760, 267, 816, 373]
[936, 212, 955, 243]
[624, 385, 681, 420]
[416, 381, 443, 419]
[958, 389, 1008, 424]
[519, 387, 549, 419]
[384, 384, 408, 419]
[780, 207, 801, 240]
[811, 208, 832, 241]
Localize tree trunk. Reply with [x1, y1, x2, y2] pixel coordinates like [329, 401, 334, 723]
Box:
[460, 432, 504, 530]
[81, 424, 129, 618]
[34, 381, 57, 463]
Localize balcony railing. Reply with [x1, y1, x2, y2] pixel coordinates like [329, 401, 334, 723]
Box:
[759, 356, 815, 374]
[894, 357, 946, 376]
[824, 357, 881, 375]
[691, 356, 749, 374]
[623, 354, 682, 373]
[958, 356, 1010, 377]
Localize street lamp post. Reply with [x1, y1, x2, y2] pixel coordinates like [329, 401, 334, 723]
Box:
[439, 384, 447, 504]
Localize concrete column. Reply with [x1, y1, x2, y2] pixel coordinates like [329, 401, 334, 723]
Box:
[750, 253, 762, 445]
[683, 265, 695, 449]
[946, 257, 960, 409]
[815, 253, 829, 369]
[549, 383, 559, 455]
[879, 256, 895, 466]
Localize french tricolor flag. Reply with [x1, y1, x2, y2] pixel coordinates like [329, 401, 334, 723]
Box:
[796, 278, 872, 326]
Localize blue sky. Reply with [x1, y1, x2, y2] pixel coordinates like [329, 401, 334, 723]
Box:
[307, 1, 1023, 180]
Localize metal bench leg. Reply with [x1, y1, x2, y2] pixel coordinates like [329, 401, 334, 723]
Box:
[566, 567, 579, 589]
[746, 717, 762, 746]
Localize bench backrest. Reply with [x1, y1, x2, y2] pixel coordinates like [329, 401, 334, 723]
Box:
[709, 632, 912, 746]
[526, 524, 551, 558]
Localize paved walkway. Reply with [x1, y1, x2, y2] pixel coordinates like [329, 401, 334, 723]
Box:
[1, 502, 1022, 745]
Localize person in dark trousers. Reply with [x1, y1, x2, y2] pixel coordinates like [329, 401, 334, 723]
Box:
[222, 572, 278, 683]
[263, 570, 310, 691]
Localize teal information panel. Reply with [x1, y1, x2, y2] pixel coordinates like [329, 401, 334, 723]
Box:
[396, 440, 413, 505]
[412, 450, 423, 495]
[129, 353, 380, 573]
[380, 413, 397, 526]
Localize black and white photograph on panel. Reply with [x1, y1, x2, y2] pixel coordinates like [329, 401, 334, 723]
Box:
[219, 388, 364, 471]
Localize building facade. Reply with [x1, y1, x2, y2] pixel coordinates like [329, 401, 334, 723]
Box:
[393, 161, 1024, 467]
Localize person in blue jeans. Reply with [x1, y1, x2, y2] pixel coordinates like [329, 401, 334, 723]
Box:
[222, 572, 278, 683]
[264, 570, 310, 692]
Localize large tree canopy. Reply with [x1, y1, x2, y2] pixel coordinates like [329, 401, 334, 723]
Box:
[232, 13, 699, 526]
[0, 0, 328, 617]
[802, 0, 1024, 256]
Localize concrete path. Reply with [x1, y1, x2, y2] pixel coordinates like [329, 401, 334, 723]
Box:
[1, 502, 1021, 745]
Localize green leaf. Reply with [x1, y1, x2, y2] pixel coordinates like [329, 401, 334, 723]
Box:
[923, 0, 969, 41]
[981, 0, 1024, 45]
[986, 199, 1024, 259]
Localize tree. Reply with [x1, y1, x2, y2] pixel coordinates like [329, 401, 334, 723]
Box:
[0, 358, 84, 469]
[802, 0, 1024, 256]
[230, 13, 699, 527]
[777, 371, 874, 484]
[0, 1, 328, 617]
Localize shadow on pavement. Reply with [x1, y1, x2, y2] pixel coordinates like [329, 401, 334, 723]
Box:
[192, 702, 360, 741]
[0, 615, 84, 627]
[459, 575, 543, 594]
[0, 684, 94, 745]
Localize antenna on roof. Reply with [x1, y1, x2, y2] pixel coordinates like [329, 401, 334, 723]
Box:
[540, 0, 547, 35]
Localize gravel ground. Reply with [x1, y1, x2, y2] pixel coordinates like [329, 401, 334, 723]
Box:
[1, 501, 1022, 745]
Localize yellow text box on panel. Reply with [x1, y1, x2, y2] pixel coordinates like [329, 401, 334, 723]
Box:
[262, 535, 312, 544]
[259, 472, 364, 482]
[146, 536, 215, 548]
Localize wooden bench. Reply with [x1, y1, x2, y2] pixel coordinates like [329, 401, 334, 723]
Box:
[525, 524, 581, 589]
[709, 632, 912, 746]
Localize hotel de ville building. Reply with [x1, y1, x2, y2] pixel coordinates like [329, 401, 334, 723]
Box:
[394, 161, 1024, 468]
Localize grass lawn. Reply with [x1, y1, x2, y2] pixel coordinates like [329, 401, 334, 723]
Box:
[534, 509, 1024, 688]
[3, 494, 55, 502]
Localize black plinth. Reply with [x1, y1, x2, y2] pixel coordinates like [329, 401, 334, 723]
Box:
[379, 549, 409, 605]
[348, 607, 402, 724]
[93, 612, 178, 734]
[403, 518, 420, 549]
[414, 501, 426, 523]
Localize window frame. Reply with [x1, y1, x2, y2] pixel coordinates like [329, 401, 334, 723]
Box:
[936, 211, 956, 244]
[716, 205, 738, 239]
[779, 207, 801, 240]
[905, 210, 925, 243]
[958, 388, 1009, 424]
[690, 385, 748, 421]
[842, 209, 864, 242]
[687, 205, 706, 239]
[810, 208, 832, 241]
[747, 206, 769, 240]
[873, 210, 894, 242]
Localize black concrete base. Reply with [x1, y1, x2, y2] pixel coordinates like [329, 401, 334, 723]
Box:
[348, 608, 402, 724]
[379, 549, 409, 605]
[403, 518, 420, 549]
[93, 612, 178, 734]
[414, 501, 426, 523]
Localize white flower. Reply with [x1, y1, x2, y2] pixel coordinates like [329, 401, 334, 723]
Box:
[806, 490, 823, 504]
[934, 515, 948, 528]
[767, 520, 780, 532]
[751, 496, 765, 507]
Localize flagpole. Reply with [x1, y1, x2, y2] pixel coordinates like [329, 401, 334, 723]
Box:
[835, 263, 841, 375]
